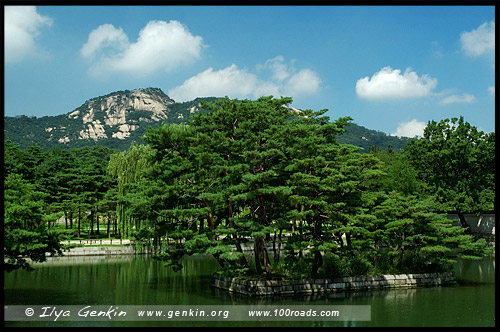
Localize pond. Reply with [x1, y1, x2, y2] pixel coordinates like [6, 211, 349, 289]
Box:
[3, 253, 495, 327]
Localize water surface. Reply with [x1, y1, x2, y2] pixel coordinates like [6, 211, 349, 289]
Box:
[4, 254, 495, 327]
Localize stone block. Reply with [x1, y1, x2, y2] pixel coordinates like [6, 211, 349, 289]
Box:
[327, 282, 345, 289]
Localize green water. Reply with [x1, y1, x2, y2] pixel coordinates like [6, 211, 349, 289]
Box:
[4, 254, 495, 327]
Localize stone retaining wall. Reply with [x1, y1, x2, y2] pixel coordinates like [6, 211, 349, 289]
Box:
[212, 272, 456, 296]
[59, 246, 137, 256]
[57, 245, 162, 256]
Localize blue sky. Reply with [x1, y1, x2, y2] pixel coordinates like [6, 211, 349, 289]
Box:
[4, 5, 495, 137]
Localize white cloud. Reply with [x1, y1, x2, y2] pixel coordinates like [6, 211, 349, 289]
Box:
[285, 69, 322, 96]
[80, 24, 129, 58]
[390, 119, 427, 138]
[257, 56, 291, 82]
[439, 93, 476, 105]
[168, 56, 321, 102]
[4, 6, 53, 63]
[81, 20, 204, 77]
[488, 86, 495, 96]
[461, 21, 495, 57]
[356, 66, 437, 100]
[168, 65, 259, 101]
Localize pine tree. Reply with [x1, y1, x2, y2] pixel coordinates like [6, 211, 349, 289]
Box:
[4, 173, 63, 272]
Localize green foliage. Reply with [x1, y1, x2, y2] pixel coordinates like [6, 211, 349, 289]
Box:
[372, 192, 491, 273]
[4, 173, 63, 272]
[4, 139, 117, 272]
[319, 251, 372, 278]
[405, 116, 495, 214]
[368, 147, 423, 195]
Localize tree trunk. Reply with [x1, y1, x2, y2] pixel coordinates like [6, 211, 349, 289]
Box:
[107, 213, 111, 238]
[90, 207, 95, 235]
[273, 229, 283, 263]
[254, 238, 263, 275]
[77, 206, 81, 238]
[96, 209, 100, 236]
[397, 248, 404, 270]
[227, 200, 234, 227]
[199, 217, 204, 232]
[235, 241, 249, 269]
[202, 199, 214, 231]
[311, 218, 323, 278]
[311, 251, 323, 278]
[254, 237, 271, 278]
[458, 212, 472, 234]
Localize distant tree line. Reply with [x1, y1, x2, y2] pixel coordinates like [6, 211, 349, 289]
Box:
[338, 122, 412, 152]
[4, 141, 117, 271]
[4, 96, 494, 277]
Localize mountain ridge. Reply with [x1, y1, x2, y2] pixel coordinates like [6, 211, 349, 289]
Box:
[4, 87, 411, 151]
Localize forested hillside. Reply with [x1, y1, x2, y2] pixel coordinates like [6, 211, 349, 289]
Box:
[338, 123, 412, 152]
[4, 88, 411, 152]
[4, 88, 218, 150]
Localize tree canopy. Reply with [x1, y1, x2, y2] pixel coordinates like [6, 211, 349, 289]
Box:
[4, 140, 117, 271]
[405, 116, 495, 227]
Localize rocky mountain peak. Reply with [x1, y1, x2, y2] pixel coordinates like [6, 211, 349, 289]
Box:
[65, 88, 175, 141]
